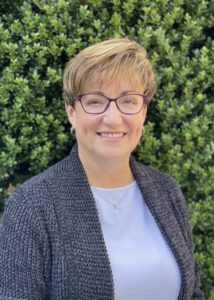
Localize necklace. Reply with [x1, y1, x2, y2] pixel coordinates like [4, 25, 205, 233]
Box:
[92, 182, 136, 210]
[98, 191, 127, 209]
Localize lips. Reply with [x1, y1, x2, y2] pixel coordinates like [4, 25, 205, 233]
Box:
[97, 132, 126, 138]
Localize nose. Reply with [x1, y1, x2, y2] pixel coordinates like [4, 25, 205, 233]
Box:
[102, 101, 123, 125]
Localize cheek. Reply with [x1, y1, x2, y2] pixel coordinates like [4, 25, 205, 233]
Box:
[135, 126, 143, 140]
[76, 116, 101, 134]
[130, 122, 144, 145]
[130, 120, 143, 135]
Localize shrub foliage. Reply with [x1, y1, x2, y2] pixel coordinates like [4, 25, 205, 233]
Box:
[0, 0, 213, 298]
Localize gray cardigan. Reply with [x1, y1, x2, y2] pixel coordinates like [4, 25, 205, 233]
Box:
[0, 145, 204, 300]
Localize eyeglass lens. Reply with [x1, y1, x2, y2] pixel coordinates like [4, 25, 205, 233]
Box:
[80, 94, 145, 114]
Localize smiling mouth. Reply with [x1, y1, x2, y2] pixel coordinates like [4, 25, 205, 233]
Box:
[97, 132, 126, 138]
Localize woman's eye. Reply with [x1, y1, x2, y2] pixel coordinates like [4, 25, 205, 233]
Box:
[123, 98, 137, 105]
[86, 99, 104, 105]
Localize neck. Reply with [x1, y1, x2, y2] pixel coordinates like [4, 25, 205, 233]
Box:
[78, 150, 134, 188]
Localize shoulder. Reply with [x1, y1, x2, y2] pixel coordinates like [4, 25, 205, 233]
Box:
[2, 155, 74, 245]
[131, 158, 180, 190]
[131, 158, 187, 214]
[6, 154, 72, 210]
[134, 160, 192, 227]
[132, 159, 193, 245]
[4, 145, 84, 217]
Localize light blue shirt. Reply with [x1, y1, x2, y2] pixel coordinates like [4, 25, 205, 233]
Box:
[91, 181, 181, 300]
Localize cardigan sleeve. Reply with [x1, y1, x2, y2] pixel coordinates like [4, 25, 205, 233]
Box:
[168, 179, 204, 300]
[0, 188, 48, 300]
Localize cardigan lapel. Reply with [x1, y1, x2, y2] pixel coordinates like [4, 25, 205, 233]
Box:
[130, 158, 195, 300]
[49, 145, 114, 299]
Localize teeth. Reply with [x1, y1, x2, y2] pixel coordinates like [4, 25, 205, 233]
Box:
[100, 133, 124, 138]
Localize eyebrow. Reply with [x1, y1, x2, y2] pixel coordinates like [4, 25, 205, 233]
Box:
[85, 90, 138, 96]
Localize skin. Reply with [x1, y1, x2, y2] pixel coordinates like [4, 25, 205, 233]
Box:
[65, 78, 147, 188]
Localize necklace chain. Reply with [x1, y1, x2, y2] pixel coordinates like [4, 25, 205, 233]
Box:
[99, 192, 126, 209]
[94, 183, 136, 209]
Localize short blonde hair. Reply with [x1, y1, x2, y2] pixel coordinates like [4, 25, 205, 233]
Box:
[63, 38, 156, 106]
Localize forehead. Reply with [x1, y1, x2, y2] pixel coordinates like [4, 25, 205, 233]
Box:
[82, 75, 144, 94]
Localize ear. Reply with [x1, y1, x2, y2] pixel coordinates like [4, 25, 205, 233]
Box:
[65, 103, 76, 128]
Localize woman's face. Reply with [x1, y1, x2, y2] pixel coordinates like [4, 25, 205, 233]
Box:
[66, 78, 147, 164]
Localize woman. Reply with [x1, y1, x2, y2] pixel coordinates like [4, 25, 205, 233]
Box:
[0, 38, 204, 300]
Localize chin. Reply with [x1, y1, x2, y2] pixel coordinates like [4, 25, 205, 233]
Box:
[97, 149, 130, 161]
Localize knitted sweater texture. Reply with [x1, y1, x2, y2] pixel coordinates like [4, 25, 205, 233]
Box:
[0, 145, 204, 300]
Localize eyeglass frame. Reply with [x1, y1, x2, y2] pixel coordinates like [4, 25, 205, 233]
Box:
[75, 92, 148, 115]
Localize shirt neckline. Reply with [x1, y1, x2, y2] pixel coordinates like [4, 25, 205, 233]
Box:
[90, 181, 137, 192]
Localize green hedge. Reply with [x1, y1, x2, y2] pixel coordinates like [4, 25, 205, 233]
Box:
[0, 0, 213, 298]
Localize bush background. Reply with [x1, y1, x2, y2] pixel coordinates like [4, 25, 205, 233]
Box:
[0, 0, 213, 298]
